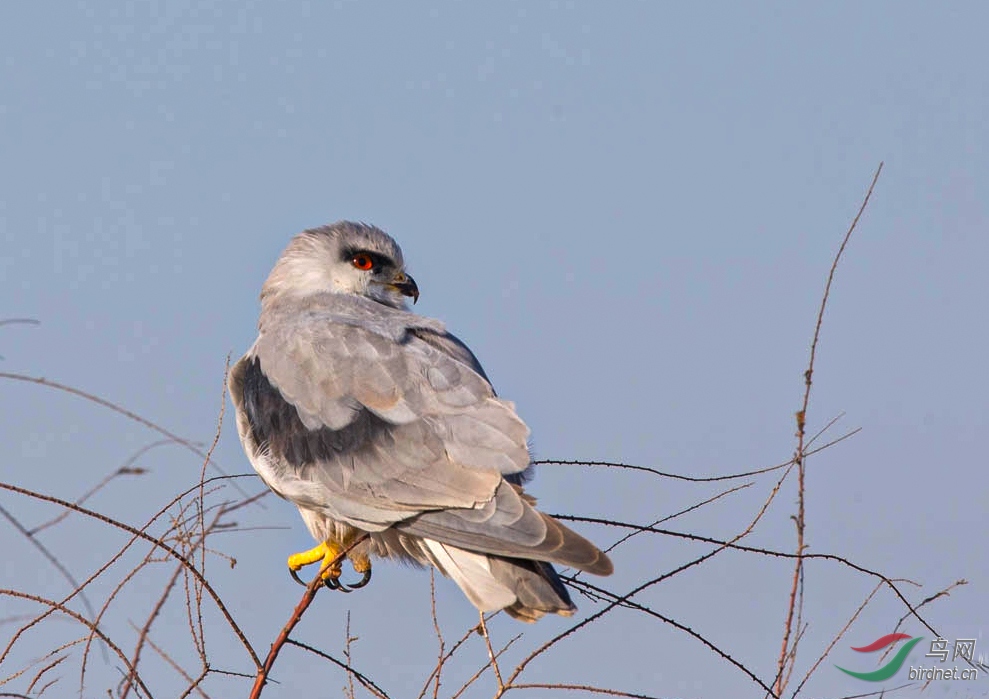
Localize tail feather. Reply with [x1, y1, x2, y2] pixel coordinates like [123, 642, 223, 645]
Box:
[399, 483, 614, 577]
[538, 513, 614, 576]
[489, 557, 576, 622]
[422, 539, 516, 612]
[423, 539, 577, 622]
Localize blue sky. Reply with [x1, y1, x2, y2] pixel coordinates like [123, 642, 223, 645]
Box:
[1, 2, 986, 697]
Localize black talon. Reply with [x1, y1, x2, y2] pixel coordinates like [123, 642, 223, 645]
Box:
[348, 568, 372, 589]
[325, 576, 352, 592]
[290, 565, 368, 592]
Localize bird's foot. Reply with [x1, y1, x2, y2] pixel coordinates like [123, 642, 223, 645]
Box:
[286, 541, 372, 591]
[347, 552, 373, 589]
[287, 540, 342, 587]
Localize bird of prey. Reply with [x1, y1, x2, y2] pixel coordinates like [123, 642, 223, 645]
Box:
[229, 222, 612, 621]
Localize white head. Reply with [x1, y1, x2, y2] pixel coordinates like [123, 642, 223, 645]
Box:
[261, 221, 419, 310]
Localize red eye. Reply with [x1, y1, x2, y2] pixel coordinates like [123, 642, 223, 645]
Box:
[352, 254, 374, 271]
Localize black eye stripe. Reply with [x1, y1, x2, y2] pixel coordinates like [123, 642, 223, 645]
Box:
[342, 248, 391, 270]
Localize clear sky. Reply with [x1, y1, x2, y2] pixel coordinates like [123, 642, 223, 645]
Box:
[1, 2, 986, 698]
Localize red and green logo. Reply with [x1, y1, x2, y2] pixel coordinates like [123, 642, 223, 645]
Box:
[836, 634, 924, 681]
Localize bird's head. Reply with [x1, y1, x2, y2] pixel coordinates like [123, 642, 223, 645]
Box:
[262, 221, 419, 309]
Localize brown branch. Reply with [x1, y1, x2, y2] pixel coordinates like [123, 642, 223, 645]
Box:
[177, 667, 211, 699]
[553, 513, 939, 639]
[450, 631, 523, 699]
[283, 639, 390, 699]
[248, 534, 369, 699]
[478, 612, 505, 694]
[118, 560, 185, 699]
[79, 541, 158, 692]
[0, 371, 253, 501]
[803, 411, 845, 450]
[506, 684, 662, 698]
[774, 161, 884, 697]
[24, 654, 68, 695]
[427, 570, 444, 699]
[195, 356, 231, 666]
[29, 458, 154, 535]
[515, 464, 819, 697]
[0, 503, 101, 630]
[532, 458, 791, 483]
[889, 578, 967, 634]
[81, 489, 225, 691]
[566, 578, 774, 695]
[532, 424, 858, 487]
[248, 574, 322, 698]
[0, 638, 84, 689]
[597, 482, 752, 559]
[343, 612, 356, 699]
[0, 590, 152, 698]
[788, 581, 884, 698]
[416, 615, 492, 699]
[142, 633, 210, 699]
[0, 479, 260, 669]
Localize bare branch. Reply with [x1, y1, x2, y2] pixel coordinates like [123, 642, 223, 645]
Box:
[506, 684, 662, 698]
[775, 161, 884, 697]
[0, 590, 152, 698]
[248, 534, 369, 699]
[283, 639, 390, 699]
[0, 479, 261, 670]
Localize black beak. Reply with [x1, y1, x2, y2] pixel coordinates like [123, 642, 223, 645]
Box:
[392, 273, 419, 304]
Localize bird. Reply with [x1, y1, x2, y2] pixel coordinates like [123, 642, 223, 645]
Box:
[228, 221, 612, 621]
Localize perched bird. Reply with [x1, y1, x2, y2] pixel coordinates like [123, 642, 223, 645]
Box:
[229, 222, 612, 621]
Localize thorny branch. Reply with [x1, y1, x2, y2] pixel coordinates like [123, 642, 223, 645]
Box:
[774, 162, 884, 697]
[248, 534, 369, 699]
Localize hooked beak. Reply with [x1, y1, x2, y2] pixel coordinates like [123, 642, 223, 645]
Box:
[390, 271, 419, 304]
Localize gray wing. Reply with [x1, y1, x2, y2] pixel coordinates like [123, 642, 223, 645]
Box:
[233, 293, 532, 532]
[410, 326, 492, 386]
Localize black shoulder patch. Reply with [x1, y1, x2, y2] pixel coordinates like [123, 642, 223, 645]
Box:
[241, 357, 386, 468]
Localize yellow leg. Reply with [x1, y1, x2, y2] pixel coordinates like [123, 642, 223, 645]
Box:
[350, 550, 371, 574]
[287, 540, 342, 581]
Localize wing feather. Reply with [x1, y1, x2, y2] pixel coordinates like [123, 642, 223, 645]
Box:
[234, 294, 531, 530]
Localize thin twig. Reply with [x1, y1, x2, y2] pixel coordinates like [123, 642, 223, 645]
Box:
[344, 612, 356, 699]
[0, 479, 261, 669]
[774, 161, 884, 697]
[283, 639, 390, 699]
[451, 631, 523, 699]
[30, 458, 155, 535]
[24, 654, 68, 695]
[0, 638, 85, 689]
[196, 356, 230, 667]
[428, 569, 444, 699]
[0, 372, 252, 500]
[0, 590, 152, 698]
[416, 616, 492, 699]
[118, 561, 184, 699]
[600, 482, 751, 558]
[0, 504, 101, 634]
[478, 612, 504, 692]
[532, 458, 790, 483]
[788, 581, 884, 698]
[142, 633, 210, 699]
[506, 684, 662, 698]
[551, 514, 939, 637]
